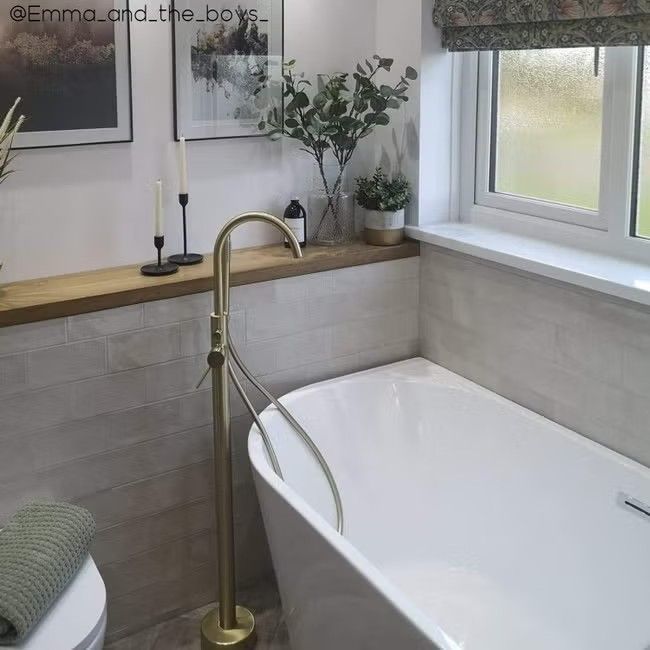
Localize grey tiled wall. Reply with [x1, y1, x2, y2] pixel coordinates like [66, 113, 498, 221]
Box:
[0, 258, 419, 642]
[420, 244, 650, 468]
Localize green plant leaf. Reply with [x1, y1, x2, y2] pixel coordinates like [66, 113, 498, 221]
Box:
[370, 96, 388, 113]
[313, 92, 328, 110]
[293, 92, 310, 109]
[405, 66, 418, 80]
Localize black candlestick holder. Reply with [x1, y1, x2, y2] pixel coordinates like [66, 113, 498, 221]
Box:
[169, 194, 204, 266]
[141, 236, 179, 276]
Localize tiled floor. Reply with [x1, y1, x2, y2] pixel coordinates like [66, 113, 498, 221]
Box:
[106, 585, 290, 650]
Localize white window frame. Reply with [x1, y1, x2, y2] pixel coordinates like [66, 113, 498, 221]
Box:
[457, 46, 650, 265]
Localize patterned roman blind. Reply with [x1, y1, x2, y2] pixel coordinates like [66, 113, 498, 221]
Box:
[433, 1, 650, 51]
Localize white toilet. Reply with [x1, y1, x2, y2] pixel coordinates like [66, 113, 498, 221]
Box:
[17, 556, 107, 650]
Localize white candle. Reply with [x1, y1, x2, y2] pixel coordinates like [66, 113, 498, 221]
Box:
[179, 137, 188, 195]
[154, 180, 164, 237]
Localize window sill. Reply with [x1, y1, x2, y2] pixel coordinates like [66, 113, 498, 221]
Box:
[406, 223, 650, 308]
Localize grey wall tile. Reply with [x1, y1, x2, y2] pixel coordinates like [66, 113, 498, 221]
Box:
[331, 310, 418, 358]
[622, 344, 650, 398]
[237, 327, 333, 378]
[0, 319, 66, 355]
[312, 280, 419, 326]
[332, 257, 419, 293]
[245, 279, 418, 343]
[144, 293, 211, 326]
[28, 339, 107, 387]
[106, 564, 214, 640]
[101, 532, 213, 598]
[0, 385, 71, 439]
[357, 339, 420, 369]
[555, 324, 623, 385]
[93, 500, 213, 566]
[232, 482, 274, 587]
[420, 243, 650, 468]
[145, 355, 205, 403]
[68, 305, 143, 342]
[230, 271, 333, 311]
[4, 426, 213, 504]
[108, 325, 181, 372]
[0, 391, 213, 485]
[0, 353, 27, 395]
[77, 461, 213, 530]
[245, 300, 310, 343]
[179, 318, 210, 358]
[72, 370, 146, 419]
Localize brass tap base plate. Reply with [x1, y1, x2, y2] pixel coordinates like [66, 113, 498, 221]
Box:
[201, 606, 256, 649]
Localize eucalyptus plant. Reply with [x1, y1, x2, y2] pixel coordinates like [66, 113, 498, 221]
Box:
[0, 98, 24, 185]
[356, 168, 411, 213]
[257, 57, 417, 240]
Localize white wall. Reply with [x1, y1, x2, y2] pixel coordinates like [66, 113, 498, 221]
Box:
[374, 0, 455, 226]
[0, 0, 379, 282]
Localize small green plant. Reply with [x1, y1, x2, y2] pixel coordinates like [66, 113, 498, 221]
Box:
[256, 56, 417, 240]
[356, 168, 411, 212]
[0, 98, 24, 186]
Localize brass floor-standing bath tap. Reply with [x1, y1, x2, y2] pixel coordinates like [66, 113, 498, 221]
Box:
[200, 213, 303, 650]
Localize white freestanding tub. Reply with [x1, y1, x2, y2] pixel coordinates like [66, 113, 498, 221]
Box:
[248, 358, 650, 650]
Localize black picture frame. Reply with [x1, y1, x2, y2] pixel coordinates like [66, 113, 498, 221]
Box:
[1, 0, 133, 150]
[171, 0, 284, 142]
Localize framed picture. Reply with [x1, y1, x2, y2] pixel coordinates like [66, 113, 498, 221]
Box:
[172, 0, 284, 141]
[0, 0, 133, 149]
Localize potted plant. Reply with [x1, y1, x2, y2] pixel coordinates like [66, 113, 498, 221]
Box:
[0, 98, 24, 274]
[356, 167, 411, 246]
[257, 57, 417, 246]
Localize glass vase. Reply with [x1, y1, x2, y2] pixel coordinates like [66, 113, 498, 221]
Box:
[309, 163, 356, 246]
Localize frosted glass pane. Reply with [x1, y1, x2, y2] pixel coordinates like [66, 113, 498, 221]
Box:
[635, 49, 650, 239]
[493, 48, 604, 211]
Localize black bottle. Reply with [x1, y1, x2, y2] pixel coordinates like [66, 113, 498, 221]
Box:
[283, 199, 307, 248]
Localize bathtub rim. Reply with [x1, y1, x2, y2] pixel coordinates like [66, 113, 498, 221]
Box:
[247, 357, 650, 650]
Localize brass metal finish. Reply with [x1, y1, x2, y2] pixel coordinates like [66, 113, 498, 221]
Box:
[201, 606, 256, 650]
[364, 228, 405, 246]
[203, 212, 302, 648]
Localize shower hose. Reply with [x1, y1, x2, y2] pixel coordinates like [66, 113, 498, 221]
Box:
[227, 333, 344, 536]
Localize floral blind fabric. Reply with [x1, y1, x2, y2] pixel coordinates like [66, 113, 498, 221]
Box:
[433, 1, 650, 51]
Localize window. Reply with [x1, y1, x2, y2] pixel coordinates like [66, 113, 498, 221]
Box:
[491, 49, 604, 212]
[465, 45, 650, 258]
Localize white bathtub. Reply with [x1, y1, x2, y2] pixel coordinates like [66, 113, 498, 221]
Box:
[248, 358, 650, 650]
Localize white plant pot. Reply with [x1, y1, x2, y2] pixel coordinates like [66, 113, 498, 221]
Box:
[363, 208, 405, 246]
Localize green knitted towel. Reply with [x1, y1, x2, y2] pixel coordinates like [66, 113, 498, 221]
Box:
[0, 502, 96, 645]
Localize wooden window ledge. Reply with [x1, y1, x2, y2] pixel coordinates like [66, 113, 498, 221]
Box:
[0, 240, 419, 327]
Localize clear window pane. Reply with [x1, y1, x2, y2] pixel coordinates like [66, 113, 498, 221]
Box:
[634, 48, 650, 239]
[491, 48, 605, 211]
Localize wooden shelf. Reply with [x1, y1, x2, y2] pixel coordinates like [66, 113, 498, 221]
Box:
[0, 240, 419, 327]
